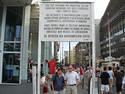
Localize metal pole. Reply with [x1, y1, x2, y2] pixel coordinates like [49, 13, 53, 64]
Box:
[37, 3, 42, 94]
[62, 42, 63, 64]
[91, 3, 96, 94]
[69, 42, 71, 64]
[60, 42, 61, 63]
[82, 50, 83, 65]
[89, 42, 91, 66]
[52, 42, 54, 58]
[37, 41, 41, 94]
[108, 12, 112, 63]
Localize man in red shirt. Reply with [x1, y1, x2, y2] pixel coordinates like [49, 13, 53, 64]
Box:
[48, 58, 57, 75]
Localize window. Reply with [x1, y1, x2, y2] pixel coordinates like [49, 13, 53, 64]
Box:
[4, 7, 22, 41]
[2, 53, 20, 83]
[2, 7, 23, 83]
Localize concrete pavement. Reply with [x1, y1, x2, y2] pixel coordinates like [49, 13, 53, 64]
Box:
[0, 82, 33, 94]
[0, 82, 90, 94]
[77, 86, 88, 94]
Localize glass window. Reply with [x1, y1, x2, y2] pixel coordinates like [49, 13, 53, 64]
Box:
[2, 53, 20, 83]
[2, 7, 23, 83]
[4, 7, 23, 41]
[4, 43, 21, 51]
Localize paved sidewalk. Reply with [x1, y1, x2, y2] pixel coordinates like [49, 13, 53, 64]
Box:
[0, 82, 33, 94]
[77, 86, 88, 94]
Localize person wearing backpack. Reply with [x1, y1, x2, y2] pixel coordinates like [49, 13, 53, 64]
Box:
[51, 68, 65, 94]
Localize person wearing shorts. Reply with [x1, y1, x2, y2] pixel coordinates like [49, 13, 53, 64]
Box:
[100, 67, 110, 94]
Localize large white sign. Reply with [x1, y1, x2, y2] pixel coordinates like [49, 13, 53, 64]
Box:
[39, 2, 93, 41]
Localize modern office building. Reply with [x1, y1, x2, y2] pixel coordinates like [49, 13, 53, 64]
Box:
[75, 42, 89, 66]
[64, 51, 69, 64]
[70, 47, 76, 64]
[0, 0, 33, 85]
[100, 0, 125, 59]
[64, 48, 76, 64]
[0, 1, 53, 94]
[75, 19, 100, 66]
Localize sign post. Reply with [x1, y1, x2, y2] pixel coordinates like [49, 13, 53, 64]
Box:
[91, 3, 96, 94]
[38, 2, 95, 94]
[39, 2, 92, 42]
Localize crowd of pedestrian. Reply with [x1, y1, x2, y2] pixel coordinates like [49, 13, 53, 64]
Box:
[40, 63, 91, 94]
[99, 64, 125, 94]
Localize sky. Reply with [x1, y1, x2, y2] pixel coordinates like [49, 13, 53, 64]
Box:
[94, 0, 110, 19]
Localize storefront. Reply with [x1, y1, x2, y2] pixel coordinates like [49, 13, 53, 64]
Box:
[0, 0, 53, 85]
[0, 0, 31, 84]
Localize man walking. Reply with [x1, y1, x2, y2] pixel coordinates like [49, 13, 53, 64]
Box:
[51, 68, 65, 94]
[100, 66, 110, 94]
[65, 65, 80, 94]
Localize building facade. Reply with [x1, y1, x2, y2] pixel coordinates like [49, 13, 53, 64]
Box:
[70, 47, 76, 64]
[100, 0, 125, 59]
[30, 4, 52, 75]
[0, 1, 53, 94]
[75, 42, 89, 66]
[0, 0, 33, 84]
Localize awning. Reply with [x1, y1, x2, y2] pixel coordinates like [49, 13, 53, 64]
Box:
[1, 0, 32, 5]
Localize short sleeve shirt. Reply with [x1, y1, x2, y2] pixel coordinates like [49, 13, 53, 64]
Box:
[65, 71, 80, 85]
[52, 75, 64, 91]
[108, 70, 113, 79]
[100, 71, 110, 85]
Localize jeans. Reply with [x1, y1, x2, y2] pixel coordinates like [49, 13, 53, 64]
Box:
[54, 90, 63, 94]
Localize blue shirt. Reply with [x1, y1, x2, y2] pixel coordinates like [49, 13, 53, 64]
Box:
[52, 74, 64, 91]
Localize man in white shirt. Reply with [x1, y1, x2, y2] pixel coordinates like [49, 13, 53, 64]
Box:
[65, 65, 80, 94]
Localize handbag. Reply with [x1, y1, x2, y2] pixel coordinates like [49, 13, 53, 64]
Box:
[43, 85, 48, 93]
